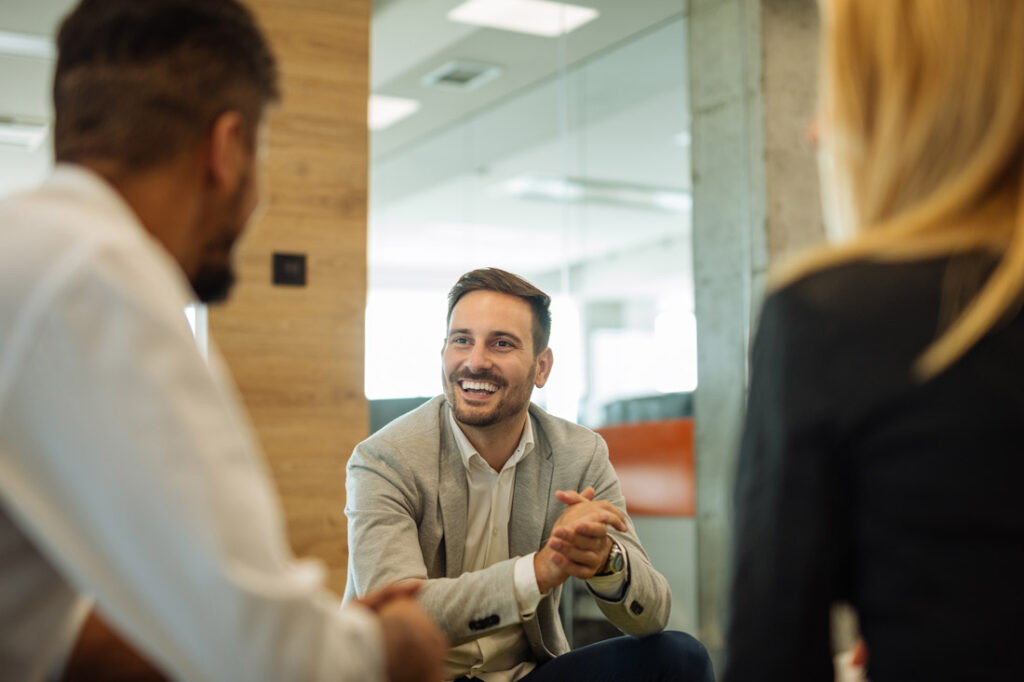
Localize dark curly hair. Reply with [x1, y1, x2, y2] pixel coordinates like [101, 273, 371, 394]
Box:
[54, 0, 279, 170]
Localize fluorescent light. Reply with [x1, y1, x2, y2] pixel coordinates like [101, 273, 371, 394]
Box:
[504, 174, 585, 201]
[503, 173, 692, 214]
[0, 117, 49, 151]
[368, 95, 421, 131]
[448, 0, 599, 38]
[0, 30, 55, 59]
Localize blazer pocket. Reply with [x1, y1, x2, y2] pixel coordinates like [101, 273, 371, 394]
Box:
[468, 614, 501, 631]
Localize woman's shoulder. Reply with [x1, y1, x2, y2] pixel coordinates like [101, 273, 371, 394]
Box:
[764, 255, 978, 328]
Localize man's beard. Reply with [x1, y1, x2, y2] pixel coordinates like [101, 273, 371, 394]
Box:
[189, 168, 250, 304]
[444, 366, 535, 428]
[190, 264, 236, 304]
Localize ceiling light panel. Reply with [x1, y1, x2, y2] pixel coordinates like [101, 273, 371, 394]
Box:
[368, 95, 421, 131]
[448, 0, 599, 38]
[0, 30, 55, 59]
[0, 117, 49, 151]
[502, 174, 691, 214]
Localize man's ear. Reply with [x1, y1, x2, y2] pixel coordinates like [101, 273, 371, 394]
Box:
[534, 347, 554, 388]
[207, 111, 248, 196]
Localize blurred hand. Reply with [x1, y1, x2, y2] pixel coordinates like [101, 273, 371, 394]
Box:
[377, 597, 448, 682]
[545, 487, 627, 580]
[61, 610, 168, 682]
[353, 580, 424, 612]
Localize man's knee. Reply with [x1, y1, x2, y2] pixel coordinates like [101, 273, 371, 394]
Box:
[644, 631, 714, 681]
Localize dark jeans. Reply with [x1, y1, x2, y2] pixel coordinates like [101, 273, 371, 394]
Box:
[454, 631, 715, 682]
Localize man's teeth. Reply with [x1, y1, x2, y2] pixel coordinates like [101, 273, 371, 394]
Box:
[461, 380, 498, 393]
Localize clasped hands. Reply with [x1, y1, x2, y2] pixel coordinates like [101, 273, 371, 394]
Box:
[534, 486, 628, 593]
[353, 581, 448, 682]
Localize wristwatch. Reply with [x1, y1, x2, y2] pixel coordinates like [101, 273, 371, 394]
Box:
[595, 539, 625, 577]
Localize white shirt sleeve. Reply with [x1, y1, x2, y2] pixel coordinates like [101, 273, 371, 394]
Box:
[0, 242, 384, 682]
[512, 553, 544, 619]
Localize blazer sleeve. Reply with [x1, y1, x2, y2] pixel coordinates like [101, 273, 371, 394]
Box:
[584, 435, 672, 636]
[723, 290, 849, 682]
[344, 442, 525, 646]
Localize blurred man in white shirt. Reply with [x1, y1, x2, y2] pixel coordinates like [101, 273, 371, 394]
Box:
[0, 1, 445, 680]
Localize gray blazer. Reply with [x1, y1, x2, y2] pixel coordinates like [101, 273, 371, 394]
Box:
[343, 396, 672, 662]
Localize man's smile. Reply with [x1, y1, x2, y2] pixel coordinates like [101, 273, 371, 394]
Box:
[458, 379, 500, 397]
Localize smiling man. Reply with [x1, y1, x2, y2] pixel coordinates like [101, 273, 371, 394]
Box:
[345, 268, 714, 682]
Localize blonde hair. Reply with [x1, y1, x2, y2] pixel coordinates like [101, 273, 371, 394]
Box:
[777, 1, 1024, 378]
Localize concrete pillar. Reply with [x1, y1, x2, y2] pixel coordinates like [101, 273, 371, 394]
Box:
[688, 0, 822, 669]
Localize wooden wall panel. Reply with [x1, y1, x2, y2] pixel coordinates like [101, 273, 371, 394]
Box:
[209, 0, 370, 595]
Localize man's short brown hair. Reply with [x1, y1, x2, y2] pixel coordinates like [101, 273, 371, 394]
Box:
[54, 0, 279, 171]
[447, 268, 552, 355]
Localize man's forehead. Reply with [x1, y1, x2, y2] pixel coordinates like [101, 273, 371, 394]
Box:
[448, 290, 533, 332]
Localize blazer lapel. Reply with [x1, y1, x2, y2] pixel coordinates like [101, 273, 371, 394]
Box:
[438, 405, 468, 577]
[509, 414, 555, 557]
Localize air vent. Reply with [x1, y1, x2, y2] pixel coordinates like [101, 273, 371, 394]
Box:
[420, 60, 503, 92]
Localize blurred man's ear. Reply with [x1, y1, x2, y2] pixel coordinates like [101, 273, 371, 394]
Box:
[206, 111, 248, 196]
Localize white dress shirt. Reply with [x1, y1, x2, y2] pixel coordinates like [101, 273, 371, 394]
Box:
[444, 412, 540, 682]
[0, 166, 383, 682]
[444, 412, 627, 682]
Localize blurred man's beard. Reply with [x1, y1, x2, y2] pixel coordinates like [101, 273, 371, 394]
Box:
[191, 167, 251, 304]
[190, 265, 235, 304]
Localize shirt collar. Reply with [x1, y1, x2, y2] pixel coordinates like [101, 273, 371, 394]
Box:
[448, 407, 535, 474]
[48, 164, 148, 238]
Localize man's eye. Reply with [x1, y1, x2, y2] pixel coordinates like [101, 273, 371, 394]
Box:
[452, 337, 470, 344]
[495, 340, 512, 348]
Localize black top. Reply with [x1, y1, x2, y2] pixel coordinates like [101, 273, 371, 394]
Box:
[724, 254, 1024, 682]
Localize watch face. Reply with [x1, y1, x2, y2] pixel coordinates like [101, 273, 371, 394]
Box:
[610, 548, 624, 572]
[598, 542, 624, 575]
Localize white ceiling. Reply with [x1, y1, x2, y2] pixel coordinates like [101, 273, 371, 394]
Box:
[0, 0, 696, 306]
[371, 0, 688, 159]
[369, 0, 693, 301]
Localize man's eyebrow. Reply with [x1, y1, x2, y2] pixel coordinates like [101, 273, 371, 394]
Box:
[491, 331, 523, 344]
[448, 328, 471, 337]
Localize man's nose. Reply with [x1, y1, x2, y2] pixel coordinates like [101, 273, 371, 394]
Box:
[465, 342, 492, 372]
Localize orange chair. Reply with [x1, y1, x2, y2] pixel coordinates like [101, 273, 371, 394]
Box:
[596, 418, 695, 517]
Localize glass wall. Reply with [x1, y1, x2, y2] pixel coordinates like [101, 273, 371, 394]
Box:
[367, 0, 694, 429]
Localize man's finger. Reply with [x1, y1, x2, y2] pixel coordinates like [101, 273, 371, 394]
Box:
[555, 490, 587, 505]
[599, 512, 628, 533]
[566, 512, 625, 535]
[550, 546, 603, 569]
[550, 551, 603, 577]
[555, 487, 597, 506]
[548, 532, 606, 554]
[571, 520, 615, 538]
[592, 502, 628, 530]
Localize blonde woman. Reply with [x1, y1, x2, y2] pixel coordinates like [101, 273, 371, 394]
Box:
[725, 2, 1024, 681]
